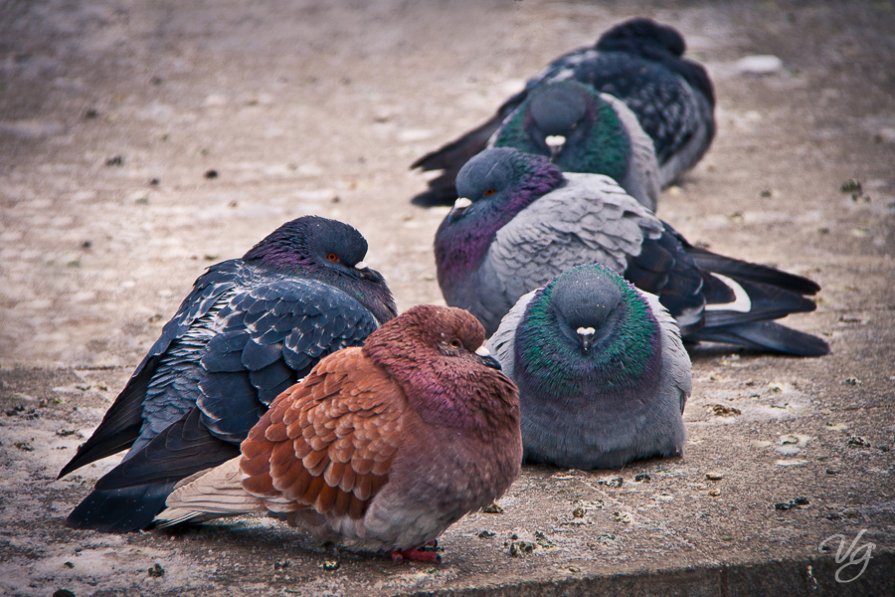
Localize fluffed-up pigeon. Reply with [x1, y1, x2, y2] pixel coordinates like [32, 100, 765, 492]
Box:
[154, 305, 522, 563]
[434, 148, 829, 357]
[60, 216, 397, 533]
[412, 17, 714, 205]
[488, 264, 690, 469]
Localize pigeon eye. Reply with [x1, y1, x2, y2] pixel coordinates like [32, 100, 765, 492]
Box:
[449, 338, 462, 349]
[483, 188, 497, 197]
[326, 253, 341, 264]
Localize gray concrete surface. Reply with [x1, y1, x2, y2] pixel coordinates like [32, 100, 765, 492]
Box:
[1, 1, 894, 595]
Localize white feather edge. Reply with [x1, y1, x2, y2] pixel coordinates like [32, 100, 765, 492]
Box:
[704, 273, 752, 313]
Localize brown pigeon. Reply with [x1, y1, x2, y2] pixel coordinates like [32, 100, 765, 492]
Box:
[155, 305, 522, 562]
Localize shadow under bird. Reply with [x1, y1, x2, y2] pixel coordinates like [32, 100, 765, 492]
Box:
[412, 17, 714, 206]
[488, 264, 691, 469]
[58, 216, 397, 533]
[434, 148, 829, 357]
[154, 305, 522, 563]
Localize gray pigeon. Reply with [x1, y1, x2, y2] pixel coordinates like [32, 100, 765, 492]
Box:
[490, 80, 660, 211]
[488, 264, 690, 469]
[434, 148, 828, 357]
[59, 216, 397, 533]
[412, 17, 714, 205]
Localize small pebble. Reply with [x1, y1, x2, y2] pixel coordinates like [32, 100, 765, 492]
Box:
[204, 169, 219, 179]
[477, 530, 496, 538]
[148, 563, 165, 578]
[634, 473, 651, 482]
[708, 488, 721, 497]
[482, 502, 504, 514]
[847, 436, 871, 448]
[322, 560, 339, 571]
[508, 541, 535, 557]
[705, 472, 723, 481]
[105, 155, 124, 167]
[597, 476, 623, 488]
[572, 507, 585, 518]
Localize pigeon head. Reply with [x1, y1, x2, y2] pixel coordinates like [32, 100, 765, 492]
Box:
[435, 149, 565, 285]
[493, 81, 630, 181]
[595, 17, 686, 58]
[364, 305, 519, 435]
[243, 216, 397, 323]
[515, 264, 662, 397]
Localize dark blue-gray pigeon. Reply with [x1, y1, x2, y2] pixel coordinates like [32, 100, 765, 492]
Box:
[59, 216, 397, 533]
[490, 80, 659, 211]
[487, 263, 690, 469]
[434, 148, 829, 357]
[411, 17, 714, 206]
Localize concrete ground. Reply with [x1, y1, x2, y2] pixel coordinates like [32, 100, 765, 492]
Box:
[1, 1, 893, 595]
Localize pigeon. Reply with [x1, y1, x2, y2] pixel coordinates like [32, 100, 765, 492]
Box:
[487, 264, 690, 469]
[154, 305, 522, 563]
[489, 80, 660, 211]
[59, 216, 398, 533]
[434, 148, 829, 357]
[411, 17, 714, 205]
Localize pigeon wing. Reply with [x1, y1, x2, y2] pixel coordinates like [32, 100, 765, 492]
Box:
[196, 277, 382, 445]
[240, 347, 406, 519]
[486, 289, 538, 381]
[58, 259, 244, 477]
[486, 173, 663, 309]
[600, 92, 661, 212]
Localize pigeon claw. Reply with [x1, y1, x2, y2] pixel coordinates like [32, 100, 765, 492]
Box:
[390, 547, 443, 564]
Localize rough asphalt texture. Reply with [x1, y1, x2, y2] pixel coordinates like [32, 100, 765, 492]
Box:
[1, 1, 893, 595]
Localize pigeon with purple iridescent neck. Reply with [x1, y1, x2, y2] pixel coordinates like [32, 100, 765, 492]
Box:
[434, 148, 828, 357]
[155, 305, 522, 563]
[60, 216, 397, 533]
[412, 17, 714, 206]
[491, 80, 660, 211]
[488, 264, 690, 469]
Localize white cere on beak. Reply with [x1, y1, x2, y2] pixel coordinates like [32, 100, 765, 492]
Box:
[354, 261, 369, 271]
[475, 346, 492, 357]
[454, 197, 473, 211]
[576, 326, 595, 337]
[545, 134, 566, 152]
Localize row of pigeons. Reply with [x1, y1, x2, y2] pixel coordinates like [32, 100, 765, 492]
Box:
[59, 18, 828, 563]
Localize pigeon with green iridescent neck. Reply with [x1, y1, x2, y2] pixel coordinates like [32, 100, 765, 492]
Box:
[487, 264, 690, 469]
[59, 216, 397, 533]
[434, 148, 829, 357]
[490, 80, 659, 211]
[412, 17, 714, 206]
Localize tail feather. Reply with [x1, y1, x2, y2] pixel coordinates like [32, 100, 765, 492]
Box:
[688, 246, 820, 295]
[689, 320, 830, 357]
[66, 481, 176, 533]
[410, 113, 505, 206]
[702, 274, 817, 328]
[155, 459, 265, 528]
[57, 364, 156, 478]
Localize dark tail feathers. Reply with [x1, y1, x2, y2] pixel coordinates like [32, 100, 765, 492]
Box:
[689, 320, 829, 357]
[66, 481, 176, 533]
[410, 113, 505, 206]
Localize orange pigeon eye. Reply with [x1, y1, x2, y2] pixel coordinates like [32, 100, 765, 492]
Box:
[327, 253, 340, 264]
[483, 188, 497, 197]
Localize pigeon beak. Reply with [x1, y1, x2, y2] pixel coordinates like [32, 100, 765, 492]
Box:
[355, 261, 369, 271]
[475, 345, 502, 370]
[577, 326, 595, 353]
[545, 135, 566, 160]
[450, 197, 473, 219]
